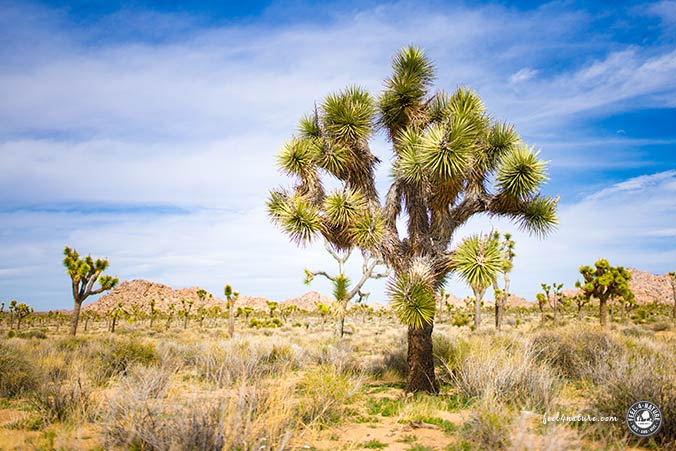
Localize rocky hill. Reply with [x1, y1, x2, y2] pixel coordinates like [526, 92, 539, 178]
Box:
[84, 279, 228, 314]
[282, 291, 334, 311]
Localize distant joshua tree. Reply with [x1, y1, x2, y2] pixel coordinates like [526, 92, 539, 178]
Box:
[491, 231, 515, 331]
[63, 246, 119, 336]
[267, 46, 557, 392]
[576, 259, 633, 327]
[14, 302, 33, 330]
[452, 234, 504, 330]
[540, 282, 564, 323]
[224, 285, 239, 337]
[304, 240, 389, 337]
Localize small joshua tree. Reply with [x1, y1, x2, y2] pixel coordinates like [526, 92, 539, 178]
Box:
[316, 301, 330, 325]
[576, 259, 633, 327]
[304, 241, 389, 337]
[109, 302, 126, 333]
[149, 299, 158, 328]
[571, 293, 589, 320]
[491, 231, 515, 330]
[224, 284, 238, 337]
[14, 302, 33, 330]
[536, 292, 547, 324]
[165, 303, 175, 330]
[451, 234, 504, 330]
[179, 298, 194, 330]
[540, 282, 564, 323]
[63, 246, 119, 336]
[8, 300, 17, 329]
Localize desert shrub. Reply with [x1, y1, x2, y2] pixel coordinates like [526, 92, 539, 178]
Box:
[462, 391, 513, 450]
[16, 329, 47, 339]
[531, 326, 625, 382]
[620, 325, 654, 338]
[196, 337, 304, 388]
[0, 341, 39, 397]
[96, 336, 158, 383]
[442, 337, 559, 410]
[29, 373, 91, 424]
[104, 376, 295, 451]
[451, 310, 471, 327]
[588, 344, 676, 447]
[297, 365, 362, 425]
[311, 339, 358, 374]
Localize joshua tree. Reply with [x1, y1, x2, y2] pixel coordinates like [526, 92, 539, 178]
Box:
[576, 259, 633, 327]
[540, 282, 564, 323]
[149, 299, 158, 328]
[452, 234, 504, 330]
[315, 301, 330, 325]
[0, 302, 4, 326]
[165, 303, 175, 330]
[491, 231, 515, 330]
[304, 241, 389, 337]
[267, 46, 557, 392]
[14, 302, 33, 330]
[8, 300, 17, 329]
[437, 287, 451, 323]
[63, 246, 119, 336]
[224, 284, 238, 337]
[178, 298, 194, 330]
[571, 293, 589, 320]
[669, 271, 676, 321]
[109, 302, 126, 333]
[536, 293, 547, 324]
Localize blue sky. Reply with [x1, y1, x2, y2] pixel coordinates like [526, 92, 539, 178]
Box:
[1, 0, 675, 310]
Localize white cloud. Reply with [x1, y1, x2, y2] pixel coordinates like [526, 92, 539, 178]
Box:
[509, 67, 538, 84]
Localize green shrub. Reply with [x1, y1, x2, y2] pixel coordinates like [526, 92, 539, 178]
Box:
[0, 341, 39, 397]
[97, 336, 158, 382]
[297, 365, 361, 425]
[16, 329, 48, 340]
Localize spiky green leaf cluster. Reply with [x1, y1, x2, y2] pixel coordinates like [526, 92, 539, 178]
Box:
[324, 188, 366, 225]
[517, 195, 558, 237]
[350, 210, 384, 249]
[277, 138, 320, 177]
[496, 145, 548, 199]
[333, 274, 350, 301]
[322, 86, 375, 144]
[451, 234, 504, 291]
[388, 270, 436, 329]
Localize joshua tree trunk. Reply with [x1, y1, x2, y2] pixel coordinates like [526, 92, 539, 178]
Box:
[599, 297, 608, 327]
[111, 315, 117, 333]
[473, 287, 484, 331]
[407, 322, 438, 393]
[228, 301, 235, 338]
[70, 301, 82, 336]
[84, 316, 89, 332]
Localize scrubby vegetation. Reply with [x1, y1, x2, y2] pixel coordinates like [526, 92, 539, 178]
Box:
[1, 307, 674, 450]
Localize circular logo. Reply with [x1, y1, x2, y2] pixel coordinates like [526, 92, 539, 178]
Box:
[626, 401, 662, 437]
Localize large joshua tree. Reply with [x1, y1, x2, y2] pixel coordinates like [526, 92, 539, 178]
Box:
[267, 46, 557, 393]
[576, 259, 633, 327]
[63, 246, 119, 336]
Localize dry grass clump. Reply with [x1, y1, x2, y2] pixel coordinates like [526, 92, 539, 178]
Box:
[194, 336, 306, 388]
[462, 390, 513, 450]
[297, 364, 363, 425]
[440, 334, 560, 410]
[0, 340, 38, 397]
[588, 338, 676, 448]
[531, 325, 625, 383]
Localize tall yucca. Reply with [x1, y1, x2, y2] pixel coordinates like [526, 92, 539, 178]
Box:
[267, 46, 558, 393]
